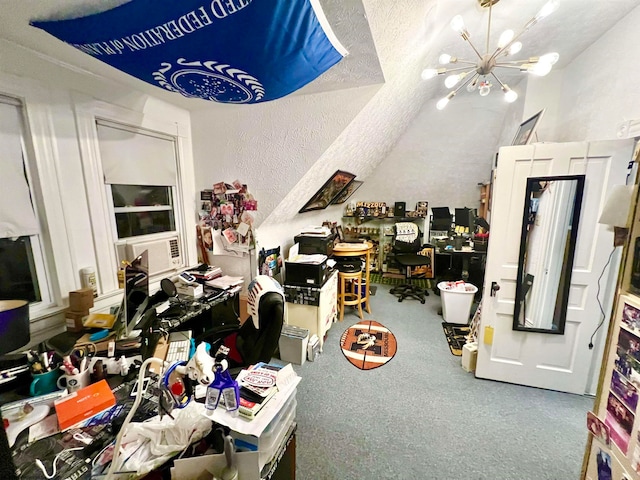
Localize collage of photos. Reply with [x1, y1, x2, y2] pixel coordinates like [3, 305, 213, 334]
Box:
[606, 301, 640, 457]
[197, 180, 258, 262]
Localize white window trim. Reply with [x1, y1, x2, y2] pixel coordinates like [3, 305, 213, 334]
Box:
[0, 73, 76, 324]
[73, 95, 197, 296]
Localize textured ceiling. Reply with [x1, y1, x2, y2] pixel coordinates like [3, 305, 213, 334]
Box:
[0, 0, 638, 108]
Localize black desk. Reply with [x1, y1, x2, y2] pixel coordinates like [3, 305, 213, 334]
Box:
[435, 248, 486, 297]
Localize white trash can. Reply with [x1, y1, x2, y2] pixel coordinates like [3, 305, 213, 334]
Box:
[438, 282, 478, 324]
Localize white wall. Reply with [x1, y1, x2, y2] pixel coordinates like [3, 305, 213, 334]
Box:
[0, 40, 196, 344]
[523, 4, 640, 143]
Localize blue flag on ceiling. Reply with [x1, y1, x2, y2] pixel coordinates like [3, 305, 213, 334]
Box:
[31, 0, 347, 104]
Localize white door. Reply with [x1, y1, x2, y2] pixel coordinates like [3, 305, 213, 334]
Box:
[475, 140, 635, 394]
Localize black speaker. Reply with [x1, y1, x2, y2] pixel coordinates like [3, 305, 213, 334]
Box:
[394, 202, 406, 217]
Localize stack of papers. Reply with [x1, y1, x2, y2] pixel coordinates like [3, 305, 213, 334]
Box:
[300, 226, 331, 236]
[205, 275, 244, 290]
[288, 254, 327, 264]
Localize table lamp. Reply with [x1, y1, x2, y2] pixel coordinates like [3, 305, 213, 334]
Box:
[598, 184, 636, 247]
[0, 300, 30, 356]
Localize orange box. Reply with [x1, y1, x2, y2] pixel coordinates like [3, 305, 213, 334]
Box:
[54, 379, 116, 430]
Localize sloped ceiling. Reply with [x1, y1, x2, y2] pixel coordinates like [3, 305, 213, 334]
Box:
[2, 0, 637, 111]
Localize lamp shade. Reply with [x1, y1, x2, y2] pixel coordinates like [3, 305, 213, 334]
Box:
[0, 300, 30, 355]
[598, 185, 636, 228]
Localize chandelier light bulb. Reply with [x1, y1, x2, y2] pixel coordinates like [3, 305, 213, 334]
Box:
[539, 52, 560, 65]
[436, 97, 450, 110]
[450, 15, 466, 34]
[528, 62, 553, 76]
[509, 42, 523, 55]
[535, 0, 559, 21]
[498, 30, 514, 49]
[503, 86, 518, 103]
[421, 68, 439, 80]
[479, 81, 491, 97]
[439, 53, 453, 65]
[466, 78, 478, 92]
[444, 72, 467, 89]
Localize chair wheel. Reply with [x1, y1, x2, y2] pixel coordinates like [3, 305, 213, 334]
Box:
[398, 298, 403, 302]
[420, 299, 426, 304]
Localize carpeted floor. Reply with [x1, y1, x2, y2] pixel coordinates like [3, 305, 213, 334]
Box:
[288, 284, 594, 480]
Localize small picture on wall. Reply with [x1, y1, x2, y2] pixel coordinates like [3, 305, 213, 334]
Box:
[605, 390, 634, 455]
[299, 170, 356, 213]
[330, 180, 363, 205]
[511, 109, 545, 146]
[622, 301, 640, 337]
[587, 411, 611, 446]
[611, 370, 639, 412]
[614, 344, 640, 391]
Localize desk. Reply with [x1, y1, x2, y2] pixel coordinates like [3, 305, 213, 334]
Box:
[435, 248, 486, 295]
[332, 242, 373, 314]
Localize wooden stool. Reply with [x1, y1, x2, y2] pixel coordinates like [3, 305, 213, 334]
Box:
[338, 270, 365, 322]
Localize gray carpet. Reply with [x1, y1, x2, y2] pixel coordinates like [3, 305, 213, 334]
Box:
[288, 284, 593, 480]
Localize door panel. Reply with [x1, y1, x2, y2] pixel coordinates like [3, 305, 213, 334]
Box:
[476, 140, 634, 394]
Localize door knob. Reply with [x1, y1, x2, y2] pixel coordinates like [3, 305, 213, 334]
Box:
[490, 282, 500, 297]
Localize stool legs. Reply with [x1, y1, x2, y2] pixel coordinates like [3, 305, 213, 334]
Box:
[338, 272, 365, 321]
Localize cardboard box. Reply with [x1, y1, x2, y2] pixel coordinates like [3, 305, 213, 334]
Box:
[65, 310, 89, 333]
[69, 288, 94, 312]
[461, 342, 478, 373]
[54, 379, 116, 430]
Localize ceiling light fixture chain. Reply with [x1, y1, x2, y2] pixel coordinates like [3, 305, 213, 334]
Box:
[421, 0, 560, 110]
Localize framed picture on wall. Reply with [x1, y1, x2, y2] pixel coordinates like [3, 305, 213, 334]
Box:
[331, 180, 363, 205]
[512, 109, 545, 146]
[299, 170, 356, 213]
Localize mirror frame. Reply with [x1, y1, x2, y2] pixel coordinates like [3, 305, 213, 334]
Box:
[512, 174, 586, 334]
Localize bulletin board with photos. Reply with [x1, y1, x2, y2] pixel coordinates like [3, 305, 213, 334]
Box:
[587, 293, 640, 479]
[196, 180, 258, 263]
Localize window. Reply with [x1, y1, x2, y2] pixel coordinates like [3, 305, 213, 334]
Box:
[111, 184, 176, 238]
[96, 121, 179, 241]
[0, 96, 51, 307]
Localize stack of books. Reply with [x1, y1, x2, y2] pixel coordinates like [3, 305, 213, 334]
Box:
[236, 363, 281, 419]
[187, 265, 222, 281]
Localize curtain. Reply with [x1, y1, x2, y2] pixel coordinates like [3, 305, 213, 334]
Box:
[0, 99, 39, 238]
[97, 121, 177, 186]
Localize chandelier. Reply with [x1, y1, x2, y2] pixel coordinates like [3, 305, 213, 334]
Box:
[422, 0, 559, 110]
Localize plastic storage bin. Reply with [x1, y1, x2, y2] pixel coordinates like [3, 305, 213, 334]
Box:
[438, 282, 478, 324]
[279, 325, 309, 365]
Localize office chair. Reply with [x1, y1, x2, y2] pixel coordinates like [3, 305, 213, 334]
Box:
[389, 223, 432, 304]
[196, 275, 285, 369]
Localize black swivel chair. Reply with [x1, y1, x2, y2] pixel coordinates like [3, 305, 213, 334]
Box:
[389, 223, 433, 304]
[196, 276, 285, 369]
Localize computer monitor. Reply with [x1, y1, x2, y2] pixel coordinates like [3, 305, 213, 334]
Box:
[431, 207, 453, 232]
[455, 208, 476, 231]
[121, 249, 149, 338]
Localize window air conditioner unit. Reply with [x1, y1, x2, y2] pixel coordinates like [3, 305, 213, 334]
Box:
[115, 233, 183, 277]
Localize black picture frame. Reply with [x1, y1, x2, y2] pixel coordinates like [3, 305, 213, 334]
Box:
[331, 180, 363, 205]
[299, 170, 356, 213]
[511, 109, 545, 146]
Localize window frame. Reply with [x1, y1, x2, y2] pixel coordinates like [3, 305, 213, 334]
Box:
[74, 98, 195, 297]
[0, 77, 76, 329]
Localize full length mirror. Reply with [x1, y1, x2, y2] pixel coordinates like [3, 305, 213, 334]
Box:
[513, 175, 585, 334]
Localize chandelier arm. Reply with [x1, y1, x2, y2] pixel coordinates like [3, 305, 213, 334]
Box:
[494, 64, 529, 70]
[490, 14, 542, 62]
[452, 71, 479, 95]
[462, 36, 484, 61]
[439, 65, 477, 75]
[489, 72, 507, 90]
[486, 1, 493, 55]
[454, 60, 480, 66]
[496, 59, 535, 66]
